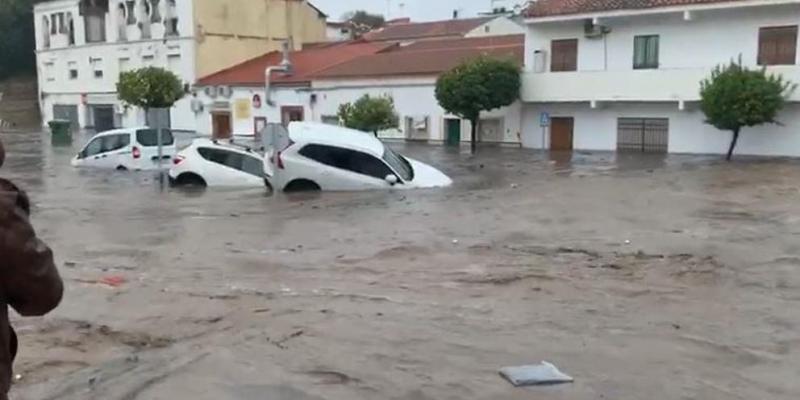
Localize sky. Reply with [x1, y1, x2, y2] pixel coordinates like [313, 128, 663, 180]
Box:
[312, 0, 525, 22]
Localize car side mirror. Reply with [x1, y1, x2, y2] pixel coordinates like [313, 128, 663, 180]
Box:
[385, 174, 398, 185]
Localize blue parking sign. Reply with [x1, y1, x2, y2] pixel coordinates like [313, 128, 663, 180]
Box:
[540, 112, 550, 127]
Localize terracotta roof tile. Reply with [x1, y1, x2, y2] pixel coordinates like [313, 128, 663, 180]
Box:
[311, 35, 524, 79]
[363, 17, 495, 41]
[526, 0, 747, 18]
[197, 41, 394, 87]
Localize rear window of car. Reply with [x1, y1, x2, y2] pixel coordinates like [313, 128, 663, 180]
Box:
[136, 129, 175, 146]
[197, 147, 264, 177]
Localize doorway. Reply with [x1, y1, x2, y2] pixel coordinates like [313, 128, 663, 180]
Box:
[281, 106, 304, 126]
[91, 105, 115, 132]
[254, 117, 267, 139]
[550, 117, 574, 151]
[445, 118, 461, 146]
[53, 104, 79, 129]
[212, 112, 232, 139]
[616, 118, 668, 153]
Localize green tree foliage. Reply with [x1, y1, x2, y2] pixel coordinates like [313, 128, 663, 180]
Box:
[700, 58, 796, 160]
[337, 95, 399, 136]
[0, 0, 38, 79]
[341, 10, 385, 36]
[117, 67, 185, 110]
[435, 56, 520, 153]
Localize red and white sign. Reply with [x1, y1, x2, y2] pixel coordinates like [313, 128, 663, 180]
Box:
[252, 94, 262, 109]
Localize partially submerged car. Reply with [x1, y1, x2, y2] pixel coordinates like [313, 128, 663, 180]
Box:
[71, 127, 176, 170]
[266, 122, 452, 192]
[169, 139, 267, 188]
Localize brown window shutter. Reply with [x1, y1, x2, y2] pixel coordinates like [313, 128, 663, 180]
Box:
[759, 26, 798, 65]
[551, 39, 578, 72]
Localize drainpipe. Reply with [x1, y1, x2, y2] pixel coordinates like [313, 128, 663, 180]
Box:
[265, 41, 293, 106]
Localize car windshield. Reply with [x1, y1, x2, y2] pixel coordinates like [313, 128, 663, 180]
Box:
[136, 129, 175, 146]
[382, 146, 414, 181]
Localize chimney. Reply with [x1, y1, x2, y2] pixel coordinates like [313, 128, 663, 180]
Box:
[452, 9, 459, 19]
[279, 40, 293, 73]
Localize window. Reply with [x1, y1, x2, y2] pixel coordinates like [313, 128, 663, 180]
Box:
[136, 129, 174, 146]
[91, 58, 103, 78]
[66, 13, 75, 45]
[68, 61, 78, 79]
[44, 62, 55, 81]
[197, 148, 264, 177]
[551, 39, 578, 72]
[150, 0, 162, 23]
[50, 13, 58, 34]
[298, 144, 397, 181]
[142, 55, 154, 66]
[101, 134, 131, 152]
[125, 1, 136, 25]
[85, 13, 107, 43]
[382, 147, 413, 181]
[633, 35, 659, 69]
[759, 26, 798, 66]
[80, 137, 104, 158]
[167, 54, 181, 71]
[119, 57, 131, 72]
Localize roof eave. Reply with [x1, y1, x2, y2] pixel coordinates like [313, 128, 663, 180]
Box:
[524, 0, 800, 24]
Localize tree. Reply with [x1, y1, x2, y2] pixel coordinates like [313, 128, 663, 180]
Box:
[436, 56, 520, 153]
[0, 0, 38, 79]
[337, 95, 399, 136]
[700, 58, 796, 161]
[117, 67, 185, 172]
[341, 10, 385, 36]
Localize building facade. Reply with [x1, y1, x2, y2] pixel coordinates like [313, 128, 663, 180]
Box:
[520, 0, 800, 156]
[34, 0, 327, 132]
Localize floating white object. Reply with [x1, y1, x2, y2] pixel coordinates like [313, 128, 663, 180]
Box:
[499, 361, 574, 386]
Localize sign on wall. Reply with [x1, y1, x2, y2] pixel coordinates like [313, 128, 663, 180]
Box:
[539, 112, 550, 127]
[252, 94, 262, 109]
[234, 99, 251, 120]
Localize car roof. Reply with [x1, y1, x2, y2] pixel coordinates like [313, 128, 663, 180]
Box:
[190, 138, 261, 156]
[288, 122, 385, 156]
[92, 127, 150, 137]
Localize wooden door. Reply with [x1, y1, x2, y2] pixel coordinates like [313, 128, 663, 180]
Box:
[550, 117, 574, 151]
[445, 118, 461, 146]
[281, 106, 304, 126]
[212, 112, 232, 139]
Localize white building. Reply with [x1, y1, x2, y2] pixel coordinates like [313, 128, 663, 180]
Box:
[33, 0, 328, 132]
[35, 0, 196, 131]
[193, 35, 524, 144]
[519, 0, 800, 156]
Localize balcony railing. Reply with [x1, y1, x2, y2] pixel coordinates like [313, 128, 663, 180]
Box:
[521, 66, 800, 103]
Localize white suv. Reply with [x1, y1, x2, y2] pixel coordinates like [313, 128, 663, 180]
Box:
[267, 122, 452, 192]
[169, 139, 267, 187]
[71, 127, 176, 170]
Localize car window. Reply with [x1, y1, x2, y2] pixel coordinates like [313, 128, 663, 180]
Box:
[298, 144, 396, 181]
[382, 146, 414, 181]
[198, 147, 263, 177]
[101, 134, 130, 153]
[136, 129, 175, 146]
[81, 137, 104, 158]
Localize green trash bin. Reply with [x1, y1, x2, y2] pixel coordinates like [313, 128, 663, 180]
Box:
[48, 119, 72, 146]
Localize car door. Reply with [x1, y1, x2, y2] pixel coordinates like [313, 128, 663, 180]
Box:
[198, 148, 263, 186]
[297, 144, 395, 190]
[101, 134, 132, 168]
[136, 128, 175, 169]
[76, 135, 107, 167]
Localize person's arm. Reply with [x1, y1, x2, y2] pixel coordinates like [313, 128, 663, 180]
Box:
[0, 203, 63, 317]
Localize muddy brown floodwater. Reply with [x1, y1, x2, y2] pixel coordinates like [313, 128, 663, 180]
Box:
[1, 130, 800, 400]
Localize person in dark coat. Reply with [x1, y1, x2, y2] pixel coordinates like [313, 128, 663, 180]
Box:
[0, 138, 63, 399]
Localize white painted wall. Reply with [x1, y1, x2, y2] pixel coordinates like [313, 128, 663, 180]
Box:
[521, 102, 800, 156]
[312, 78, 522, 143]
[34, 0, 197, 130]
[466, 17, 525, 38]
[522, 4, 800, 102]
[191, 77, 523, 143]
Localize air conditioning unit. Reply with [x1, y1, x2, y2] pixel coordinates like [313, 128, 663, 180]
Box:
[217, 85, 232, 98]
[584, 19, 611, 39]
[204, 86, 217, 98]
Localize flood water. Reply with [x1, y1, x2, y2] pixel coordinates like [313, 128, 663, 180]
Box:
[2, 130, 800, 400]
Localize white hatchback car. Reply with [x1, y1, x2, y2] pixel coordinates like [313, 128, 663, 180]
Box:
[71, 127, 176, 170]
[169, 138, 267, 187]
[267, 122, 452, 192]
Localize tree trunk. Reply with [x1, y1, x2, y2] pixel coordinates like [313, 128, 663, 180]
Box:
[726, 128, 740, 161]
[470, 117, 478, 154]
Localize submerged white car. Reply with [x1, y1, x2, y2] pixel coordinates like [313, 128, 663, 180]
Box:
[267, 122, 452, 192]
[169, 139, 267, 187]
[71, 127, 176, 170]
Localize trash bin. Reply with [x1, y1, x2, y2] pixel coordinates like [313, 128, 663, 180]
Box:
[48, 119, 72, 146]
